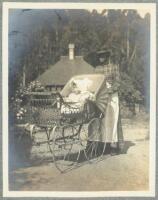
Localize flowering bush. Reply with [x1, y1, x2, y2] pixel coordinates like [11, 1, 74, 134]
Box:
[24, 80, 45, 93]
[10, 81, 45, 124]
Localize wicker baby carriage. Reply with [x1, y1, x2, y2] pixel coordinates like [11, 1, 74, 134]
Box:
[21, 74, 109, 172]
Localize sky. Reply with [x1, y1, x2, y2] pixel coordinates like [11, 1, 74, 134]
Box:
[137, 10, 149, 18]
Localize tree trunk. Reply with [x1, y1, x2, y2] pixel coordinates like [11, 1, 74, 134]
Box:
[23, 65, 26, 87]
[126, 23, 130, 60]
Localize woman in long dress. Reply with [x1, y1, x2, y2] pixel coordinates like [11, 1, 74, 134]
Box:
[100, 75, 124, 155]
[88, 74, 124, 155]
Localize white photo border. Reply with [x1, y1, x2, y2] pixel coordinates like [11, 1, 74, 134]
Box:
[2, 2, 156, 197]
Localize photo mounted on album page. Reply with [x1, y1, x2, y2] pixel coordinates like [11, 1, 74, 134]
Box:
[2, 2, 156, 198]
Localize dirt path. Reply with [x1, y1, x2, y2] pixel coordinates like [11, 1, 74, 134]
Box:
[9, 115, 149, 191]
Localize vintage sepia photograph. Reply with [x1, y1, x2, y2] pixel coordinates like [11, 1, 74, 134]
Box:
[2, 2, 156, 197]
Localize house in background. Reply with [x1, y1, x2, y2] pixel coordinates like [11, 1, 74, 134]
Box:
[37, 44, 94, 91]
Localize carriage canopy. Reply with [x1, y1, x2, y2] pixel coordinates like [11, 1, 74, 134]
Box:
[60, 74, 108, 113]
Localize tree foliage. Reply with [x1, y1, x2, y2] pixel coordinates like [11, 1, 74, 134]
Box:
[9, 9, 150, 109]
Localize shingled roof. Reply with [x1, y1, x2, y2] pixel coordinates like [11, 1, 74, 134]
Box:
[37, 56, 94, 86]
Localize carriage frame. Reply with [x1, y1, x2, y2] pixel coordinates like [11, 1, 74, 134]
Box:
[16, 74, 108, 172]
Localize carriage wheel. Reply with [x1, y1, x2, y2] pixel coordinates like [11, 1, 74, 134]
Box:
[49, 124, 82, 173]
[83, 118, 106, 162]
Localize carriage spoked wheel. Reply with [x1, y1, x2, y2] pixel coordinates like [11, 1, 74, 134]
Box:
[83, 118, 106, 163]
[49, 124, 82, 173]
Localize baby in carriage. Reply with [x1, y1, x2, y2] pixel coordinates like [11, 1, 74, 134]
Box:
[61, 78, 95, 114]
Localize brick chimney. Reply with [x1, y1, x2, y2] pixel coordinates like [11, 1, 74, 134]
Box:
[69, 44, 75, 60]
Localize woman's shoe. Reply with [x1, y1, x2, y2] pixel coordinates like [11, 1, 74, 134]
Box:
[110, 147, 118, 156]
[118, 142, 124, 154]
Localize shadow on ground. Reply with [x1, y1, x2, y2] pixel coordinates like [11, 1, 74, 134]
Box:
[9, 139, 135, 172]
